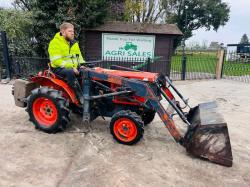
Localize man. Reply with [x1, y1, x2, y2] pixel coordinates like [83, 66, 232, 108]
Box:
[48, 22, 85, 104]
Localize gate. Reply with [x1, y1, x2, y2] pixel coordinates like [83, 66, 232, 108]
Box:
[221, 50, 250, 83]
[170, 50, 217, 81]
[0, 31, 49, 79]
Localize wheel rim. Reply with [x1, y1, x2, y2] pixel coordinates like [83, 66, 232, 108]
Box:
[113, 118, 138, 142]
[32, 97, 58, 126]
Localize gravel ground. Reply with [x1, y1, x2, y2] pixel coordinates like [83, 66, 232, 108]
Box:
[0, 79, 249, 187]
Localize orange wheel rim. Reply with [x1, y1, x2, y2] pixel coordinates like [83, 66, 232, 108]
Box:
[32, 97, 58, 126]
[113, 118, 137, 142]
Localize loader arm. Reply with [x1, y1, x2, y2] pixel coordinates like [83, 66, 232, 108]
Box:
[84, 68, 183, 143]
[83, 67, 233, 167]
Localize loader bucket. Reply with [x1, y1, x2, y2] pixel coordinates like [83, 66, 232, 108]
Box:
[184, 102, 233, 167]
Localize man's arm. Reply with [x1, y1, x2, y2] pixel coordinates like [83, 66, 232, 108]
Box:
[75, 43, 85, 65]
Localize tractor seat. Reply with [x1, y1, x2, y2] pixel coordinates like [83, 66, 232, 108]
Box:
[46, 63, 82, 84]
[46, 63, 66, 80]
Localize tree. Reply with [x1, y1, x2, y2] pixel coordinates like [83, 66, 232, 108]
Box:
[208, 42, 220, 50]
[124, 0, 166, 23]
[123, 0, 230, 47]
[240, 34, 249, 44]
[165, 0, 230, 41]
[0, 8, 34, 56]
[13, 0, 118, 56]
[108, 0, 126, 21]
[12, 0, 33, 11]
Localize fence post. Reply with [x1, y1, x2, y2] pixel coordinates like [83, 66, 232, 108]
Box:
[146, 57, 151, 72]
[181, 53, 187, 80]
[0, 31, 11, 80]
[216, 49, 225, 79]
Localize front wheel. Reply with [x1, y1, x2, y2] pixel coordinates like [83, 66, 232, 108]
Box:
[110, 110, 144, 145]
[27, 87, 70, 133]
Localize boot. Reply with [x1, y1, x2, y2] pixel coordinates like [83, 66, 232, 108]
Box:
[70, 80, 84, 105]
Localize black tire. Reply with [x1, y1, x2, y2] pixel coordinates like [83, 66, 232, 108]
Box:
[110, 110, 144, 145]
[27, 87, 70, 133]
[141, 111, 156, 125]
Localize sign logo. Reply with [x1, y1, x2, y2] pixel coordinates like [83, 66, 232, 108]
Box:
[102, 33, 155, 60]
[119, 42, 138, 51]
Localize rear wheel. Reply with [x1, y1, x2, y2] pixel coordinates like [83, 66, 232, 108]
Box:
[27, 87, 70, 133]
[110, 110, 144, 145]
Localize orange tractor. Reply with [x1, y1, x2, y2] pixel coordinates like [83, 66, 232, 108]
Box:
[13, 64, 233, 167]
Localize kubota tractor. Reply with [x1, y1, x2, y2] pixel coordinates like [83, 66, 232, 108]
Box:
[13, 64, 233, 167]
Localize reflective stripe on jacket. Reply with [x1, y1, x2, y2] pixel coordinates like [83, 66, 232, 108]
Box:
[48, 32, 85, 69]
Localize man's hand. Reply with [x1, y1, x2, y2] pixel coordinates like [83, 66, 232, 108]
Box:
[73, 67, 79, 75]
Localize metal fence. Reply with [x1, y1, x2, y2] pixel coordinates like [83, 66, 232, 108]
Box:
[86, 56, 170, 74]
[10, 56, 49, 78]
[86, 57, 152, 71]
[1, 30, 249, 83]
[7, 56, 164, 79]
[3, 51, 250, 84]
[222, 51, 250, 83]
[170, 50, 217, 81]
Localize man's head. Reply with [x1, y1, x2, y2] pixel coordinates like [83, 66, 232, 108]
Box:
[60, 22, 74, 41]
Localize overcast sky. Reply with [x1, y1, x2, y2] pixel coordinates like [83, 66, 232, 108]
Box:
[188, 0, 250, 46]
[0, 0, 249, 46]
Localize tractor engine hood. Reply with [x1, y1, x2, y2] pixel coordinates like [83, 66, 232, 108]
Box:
[92, 67, 159, 82]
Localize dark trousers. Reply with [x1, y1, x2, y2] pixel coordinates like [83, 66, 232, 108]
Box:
[53, 67, 76, 86]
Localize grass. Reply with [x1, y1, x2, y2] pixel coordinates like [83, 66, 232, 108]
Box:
[222, 61, 250, 76]
[171, 52, 250, 76]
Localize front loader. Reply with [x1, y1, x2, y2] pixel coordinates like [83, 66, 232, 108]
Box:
[13, 64, 233, 167]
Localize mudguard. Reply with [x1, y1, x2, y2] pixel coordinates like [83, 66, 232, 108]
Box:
[30, 75, 79, 105]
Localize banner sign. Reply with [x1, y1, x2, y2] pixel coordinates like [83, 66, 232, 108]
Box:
[102, 33, 155, 60]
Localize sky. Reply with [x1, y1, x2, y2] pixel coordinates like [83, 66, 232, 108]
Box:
[187, 0, 250, 46]
[0, 0, 249, 46]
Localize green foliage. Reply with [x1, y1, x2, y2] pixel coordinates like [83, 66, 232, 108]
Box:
[29, 0, 112, 56]
[166, 0, 230, 48]
[0, 9, 32, 39]
[166, 0, 230, 40]
[12, 0, 32, 11]
[124, 0, 166, 23]
[123, 0, 230, 47]
[108, 0, 126, 21]
[12, 0, 118, 56]
[0, 8, 34, 56]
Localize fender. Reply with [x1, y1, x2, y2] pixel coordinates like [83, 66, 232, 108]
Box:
[30, 75, 79, 105]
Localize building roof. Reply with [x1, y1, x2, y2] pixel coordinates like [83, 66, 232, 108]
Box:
[85, 21, 183, 35]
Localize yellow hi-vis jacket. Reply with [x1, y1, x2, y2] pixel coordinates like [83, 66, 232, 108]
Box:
[48, 32, 85, 69]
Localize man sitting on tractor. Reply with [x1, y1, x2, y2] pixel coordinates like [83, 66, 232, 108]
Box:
[48, 22, 85, 104]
